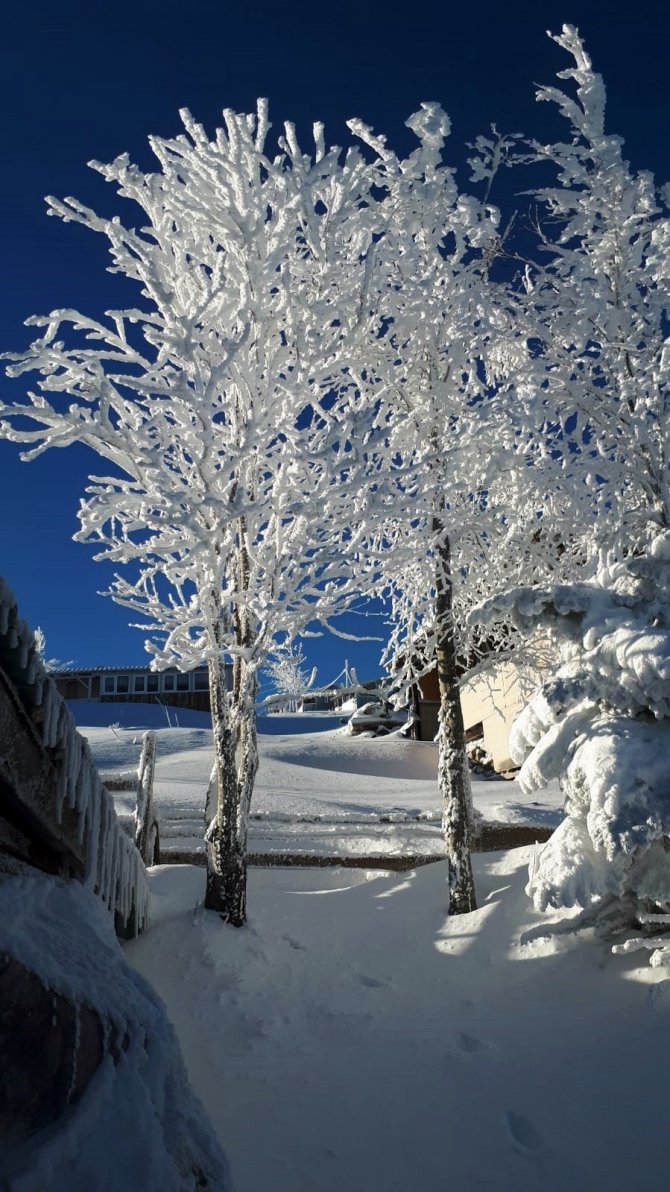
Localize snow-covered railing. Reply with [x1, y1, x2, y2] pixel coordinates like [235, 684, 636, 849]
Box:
[0, 577, 149, 936]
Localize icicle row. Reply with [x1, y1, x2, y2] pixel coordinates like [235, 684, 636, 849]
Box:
[0, 576, 150, 936]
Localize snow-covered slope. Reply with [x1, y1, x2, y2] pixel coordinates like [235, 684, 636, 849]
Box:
[66, 699, 213, 731]
[79, 710, 562, 863]
[78, 710, 563, 861]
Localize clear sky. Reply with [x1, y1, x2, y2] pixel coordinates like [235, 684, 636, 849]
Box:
[1, 0, 669, 682]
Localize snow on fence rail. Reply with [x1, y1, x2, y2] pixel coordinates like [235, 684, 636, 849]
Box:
[0, 577, 149, 935]
[101, 731, 160, 867]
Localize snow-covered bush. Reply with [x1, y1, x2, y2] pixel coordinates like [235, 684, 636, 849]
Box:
[476, 536, 670, 960]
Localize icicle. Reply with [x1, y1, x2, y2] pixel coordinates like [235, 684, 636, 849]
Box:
[84, 783, 101, 891]
[76, 767, 92, 844]
[18, 635, 29, 670]
[108, 810, 120, 912]
[0, 577, 146, 932]
[66, 735, 82, 809]
[42, 680, 59, 748]
[54, 756, 67, 824]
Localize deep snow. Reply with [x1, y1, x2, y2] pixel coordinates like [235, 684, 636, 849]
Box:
[73, 706, 563, 861]
[127, 853, 670, 1192]
[9, 700, 667, 1191]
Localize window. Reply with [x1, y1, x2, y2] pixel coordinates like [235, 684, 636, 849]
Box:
[176, 673, 190, 692]
[116, 675, 129, 694]
[163, 674, 175, 692]
[103, 676, 115, 694]
[147, 674, 159, 693]
[133, 675, 146, 693]
[194, 670, 209, 691]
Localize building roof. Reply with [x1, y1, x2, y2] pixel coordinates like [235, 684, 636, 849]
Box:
[51, 662, 210, 676]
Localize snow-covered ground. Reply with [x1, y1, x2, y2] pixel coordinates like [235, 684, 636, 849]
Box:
[53, 698, 668, 1192]
[127, 853, 670, 1192]
[72, 705, 564, 860]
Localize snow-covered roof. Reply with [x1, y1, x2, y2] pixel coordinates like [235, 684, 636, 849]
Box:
[52, 662, 213, 676]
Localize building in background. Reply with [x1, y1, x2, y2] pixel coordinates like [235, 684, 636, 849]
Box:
[52, 663, 232, 714]
[299, 677, 386, 714]
[411, 643, 552, 773]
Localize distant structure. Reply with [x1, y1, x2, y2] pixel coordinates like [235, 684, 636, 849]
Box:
[262, 659, 387, 714]
[299, 677, 385, 713]
[52, 663, 232, 714]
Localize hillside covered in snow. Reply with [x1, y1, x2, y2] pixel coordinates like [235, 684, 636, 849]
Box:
[72, 707, 563, 862]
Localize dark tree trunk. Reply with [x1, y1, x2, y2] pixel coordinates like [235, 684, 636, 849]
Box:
[204, 651, 247, 926]
[433, 520, 477, 915]
[204, 530, 256, 928]
[237, 673, 259, 852]
[205, 829, 247, 928]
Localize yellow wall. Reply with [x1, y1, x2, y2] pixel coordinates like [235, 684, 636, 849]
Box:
[460, 647, 552, 772]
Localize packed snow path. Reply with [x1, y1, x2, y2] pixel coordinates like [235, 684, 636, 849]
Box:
[128, 852, 670, 1192]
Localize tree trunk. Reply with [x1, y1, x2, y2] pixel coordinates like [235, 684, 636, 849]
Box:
[205, 652, 247, 926]
[237, 672, 260, 855]
[204, 528, 256, 927]
[434, 521, 477, 915]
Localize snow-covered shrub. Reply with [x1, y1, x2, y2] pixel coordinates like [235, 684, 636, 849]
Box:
[476, 537, 670, 956]
[263, 645, 317, 714]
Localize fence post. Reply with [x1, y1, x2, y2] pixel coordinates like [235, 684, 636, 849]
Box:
[134, 731, 159, 865]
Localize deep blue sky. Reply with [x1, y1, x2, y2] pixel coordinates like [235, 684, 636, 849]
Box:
[1, 0, 669, 681]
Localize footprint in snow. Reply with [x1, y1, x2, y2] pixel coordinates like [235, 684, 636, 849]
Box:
[356, 973, 387, 988]
[457, 1031, 484, 1054]
[283, 934, 306, 951]
[505, 1110, 544, 1152]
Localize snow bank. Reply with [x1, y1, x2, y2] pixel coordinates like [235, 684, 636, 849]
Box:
[79, 724, 563, 861]
[257, 713, 346, 735]
[0, 873, 231, 1191]
[67, 699, 212, 730]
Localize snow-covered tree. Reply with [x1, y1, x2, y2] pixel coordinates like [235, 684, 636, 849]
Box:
[476, 542, 670, 962]
[475, 28, 670, 955]
[525, 24, 670, 547]
[0, 102, 385, 926]
[345, 106, 535, 913]
[34, 625, 74, 672]
[264, 644, 316, 713]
